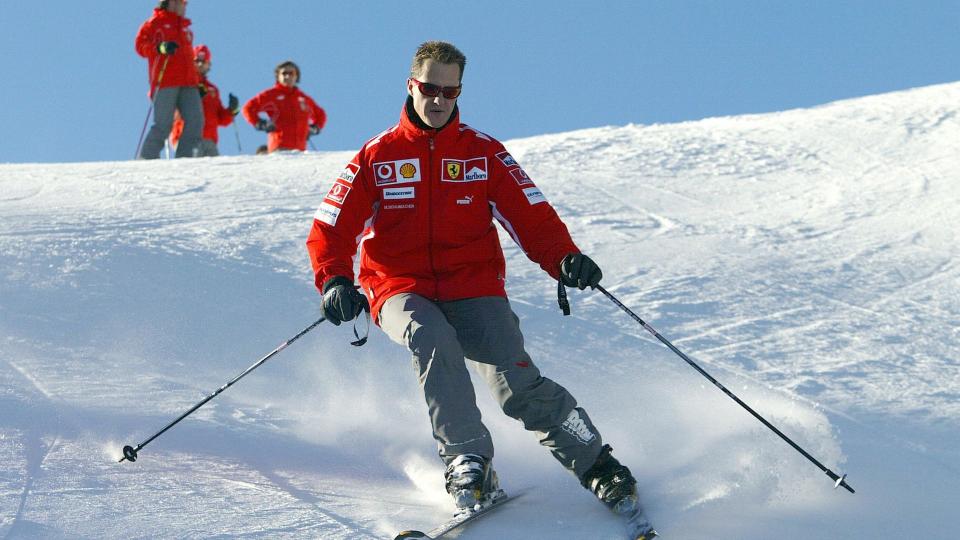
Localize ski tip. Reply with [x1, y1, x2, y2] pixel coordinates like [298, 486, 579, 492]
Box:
[394, 530, 430, 540]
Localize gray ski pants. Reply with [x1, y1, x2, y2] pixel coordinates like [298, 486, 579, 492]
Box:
[379, 293, 604, 478]
[176, 139, 219, 157]
[140, 86, 203, 159]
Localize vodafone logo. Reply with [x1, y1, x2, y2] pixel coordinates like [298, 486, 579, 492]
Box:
[373, 159, 421, 186]
[325, 182, 351, 204]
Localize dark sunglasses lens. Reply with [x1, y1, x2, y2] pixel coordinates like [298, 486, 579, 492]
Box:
[442, 86, 462, 99]
[419, 82, 441, 97]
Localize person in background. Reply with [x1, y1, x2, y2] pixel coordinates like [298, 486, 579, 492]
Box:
[242, 61, 326, 153]
[134, 0, 203, 159]
[305, 41, 656, 538]
[170, 45, 239, 157]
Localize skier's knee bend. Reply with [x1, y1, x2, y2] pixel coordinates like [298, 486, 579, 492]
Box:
[499, 377, 577, 430]
[407, 320, 462, 363]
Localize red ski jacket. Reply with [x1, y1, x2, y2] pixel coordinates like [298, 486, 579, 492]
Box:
[171, 77, 235, 144]
[306, 102, 579, 320]
[134, 9, 199, 94]
[242, 84, 327, 152]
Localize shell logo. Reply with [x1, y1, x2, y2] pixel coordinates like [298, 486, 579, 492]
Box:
[399, 162, 417, 179]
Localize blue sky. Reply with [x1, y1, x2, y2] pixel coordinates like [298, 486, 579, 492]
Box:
[1, 1, 958, 164]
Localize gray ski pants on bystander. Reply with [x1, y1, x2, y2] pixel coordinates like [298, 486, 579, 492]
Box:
[140, 86, 204, 159]
[379, 293, 604, 478]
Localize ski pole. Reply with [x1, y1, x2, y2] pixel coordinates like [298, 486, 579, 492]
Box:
[594, 284, 855, 494]
[134, 55, 172, 159]
[119, 316, 325, 463]
[232, 120, 243, 153]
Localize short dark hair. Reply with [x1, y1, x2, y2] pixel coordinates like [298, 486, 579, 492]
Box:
[410, 41, 466, 82]
[274, 60, 301, 83]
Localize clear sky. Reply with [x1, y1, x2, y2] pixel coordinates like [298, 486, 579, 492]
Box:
[1, 1, 958, 164]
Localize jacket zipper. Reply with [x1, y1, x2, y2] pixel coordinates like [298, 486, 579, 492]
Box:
[428, 136, 439, 300]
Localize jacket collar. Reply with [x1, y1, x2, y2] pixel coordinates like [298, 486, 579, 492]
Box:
[271, 83, 303, 96]
[154, 8, 191, 26]
[399, 96, 460, 142]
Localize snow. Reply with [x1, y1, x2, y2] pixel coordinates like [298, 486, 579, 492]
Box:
[1, 81, 958, 539]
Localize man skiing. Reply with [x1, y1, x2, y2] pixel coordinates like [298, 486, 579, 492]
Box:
[242, 61, 326, 153]
[134, 0, 203, 159]
[306, 41, 654, 536]
[170, 45, 239, 157]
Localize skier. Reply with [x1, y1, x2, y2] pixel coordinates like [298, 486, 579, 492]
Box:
[242, 61, 326, 153]
[306, 41, 650, 529]
[169, 45, 240, 157]
[134, 0, 203, 159]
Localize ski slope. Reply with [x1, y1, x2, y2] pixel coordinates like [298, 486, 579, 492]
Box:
[1, 82, 958, 539]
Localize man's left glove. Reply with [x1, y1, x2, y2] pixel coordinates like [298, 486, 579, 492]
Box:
[321, 276, 369, 326]
[227, 93, 240, 115]
[308, 124, 321, 137]
[559, 253, 603, 290]
[157, 41, 179, 55]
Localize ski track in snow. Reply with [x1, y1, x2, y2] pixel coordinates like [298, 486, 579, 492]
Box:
[1, 82, 959, 538]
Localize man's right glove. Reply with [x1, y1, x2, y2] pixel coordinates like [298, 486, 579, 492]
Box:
[255, 118, 276, 132]
[157, 41, 179, 55]
[321, 276, 369, 326]
[559, 253, 603, 290]
[308, 124, 321, 137]
[227, 93, 240, 115]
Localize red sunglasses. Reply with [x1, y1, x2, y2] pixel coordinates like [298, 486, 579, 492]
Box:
[409, 78, 462, 99]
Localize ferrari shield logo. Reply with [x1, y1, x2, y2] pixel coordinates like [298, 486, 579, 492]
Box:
[442, 158, 487, 182]
[446, 162, 462, 180]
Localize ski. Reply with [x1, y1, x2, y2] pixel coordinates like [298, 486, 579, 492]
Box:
[626, 508, 659, 539]
[393, 489, 517, 540]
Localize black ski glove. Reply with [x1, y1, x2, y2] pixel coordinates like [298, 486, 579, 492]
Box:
[197, 83, 207, 97]
[255, 118, 276, 132]
[322, 276, 369, 326]
[157, 41, 179, 55]
[227, 93, 240, 115]
[559, 253, 603, 290]
[308, 124, 321, 137]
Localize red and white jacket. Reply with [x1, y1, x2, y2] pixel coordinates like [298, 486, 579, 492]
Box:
[306, 102, 579, 320]
[242, 84, 326, 152]
[170, 76, 235, 145]
[134, 8, 199, 95]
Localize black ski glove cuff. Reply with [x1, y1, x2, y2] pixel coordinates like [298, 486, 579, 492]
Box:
[559, 253, 603, 290]
[321, 276, 368, 326]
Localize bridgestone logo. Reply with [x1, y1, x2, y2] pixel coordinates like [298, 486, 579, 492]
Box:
[561, 409, 596, 444]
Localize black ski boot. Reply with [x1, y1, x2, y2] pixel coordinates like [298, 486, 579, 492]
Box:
[444, 454, 499, 511]
[582, 445, 657, 538]
[580, 444, 640, 515]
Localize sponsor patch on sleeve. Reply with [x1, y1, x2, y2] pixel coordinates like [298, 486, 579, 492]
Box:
[313, 200, 342, 226]
[495, 151, 518, 167]
[509, 167, 534, 186]
[373, 158, 421, 186]
[324, 182, 351, 204]
[522, 186, 547, 205]
[442, 157, 488, 182]
[338, 163, 359, 183]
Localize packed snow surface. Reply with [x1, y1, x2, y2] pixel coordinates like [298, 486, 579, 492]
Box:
[1, 82, 958, 539]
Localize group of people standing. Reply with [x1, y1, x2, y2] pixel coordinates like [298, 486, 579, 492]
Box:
[135, 0, 326, 159]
